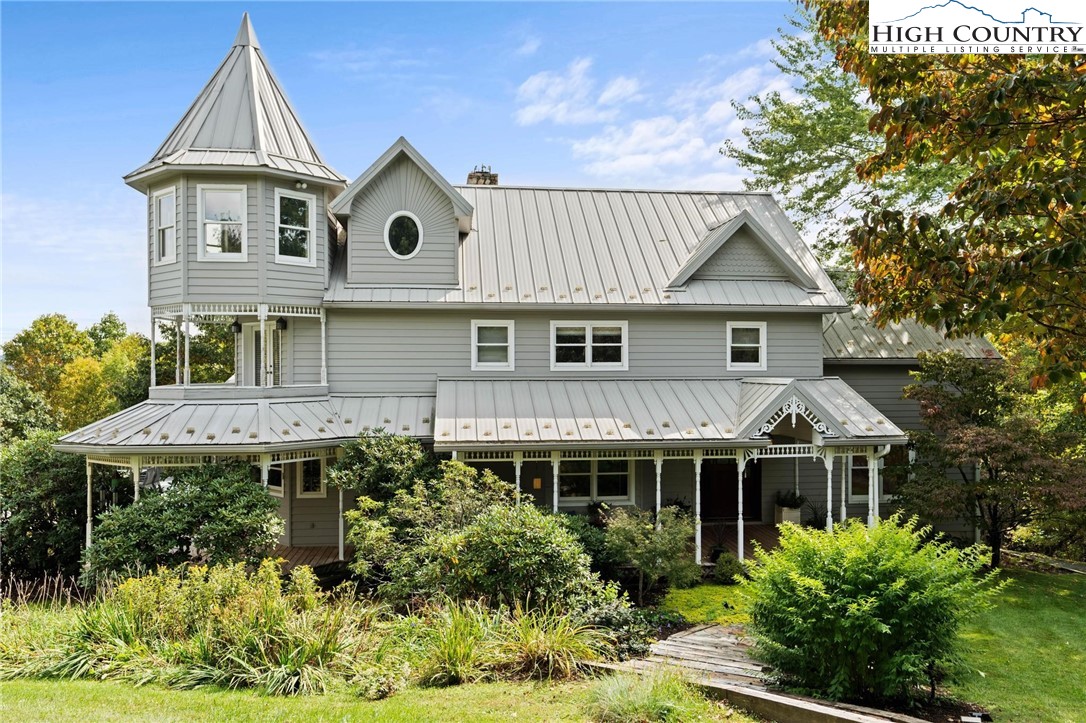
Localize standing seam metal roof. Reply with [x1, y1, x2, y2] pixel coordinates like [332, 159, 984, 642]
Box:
[823, 306, 1000, 360]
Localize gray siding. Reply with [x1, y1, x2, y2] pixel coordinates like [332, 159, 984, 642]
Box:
[290, 492, 340, 546]
[825, 363, 921, 431]
[264, 179, 328, 304]
[183, 174, 262, 302]
[291, 317, 323, 385]
[327, 310, 824, 395]
[347, 155, 458, 287]
[148, 182, 183, 305]
[692, 227, 790, 281]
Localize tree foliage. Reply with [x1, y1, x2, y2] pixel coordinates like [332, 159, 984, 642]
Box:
[2, 314, 94, 408]
[806, 0, 1086, 384]
[0, 366, 56, 445]
[893, 352, 1086, 567]
[722, 5, 960, 261]
[87, 312, 128, 357]
[603, 507, 701, 606]
[53, 357, 118, 431]
[152, 321, 236, 385]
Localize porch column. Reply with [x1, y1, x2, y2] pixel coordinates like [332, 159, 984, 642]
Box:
[131, 458, 141, 502]
[866, 448, 876, 528]
[319, 308, 328, 386]
[338, 488, 345, 561]
[823, 454, 834, 531]
[513, 452, 523, 506]
[694, 452, 703, 565]
[182, 303, 192, 386]
[839, 460, 847, 522]
[258, 304, 268, 387]
[174, 319, 182, 384]
[149, 314, 156, 388]
[85, 460, 93, 548]
[737, 454, 747, 562]
[551, 452, 560, 513]
[872, 445, 888, 524]
[654, 451, 663, 529]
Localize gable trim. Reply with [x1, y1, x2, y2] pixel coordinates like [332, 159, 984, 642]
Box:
[666, 209, 817, 290]
[737, 382, 843, 440]
[329, 137, 473, 227]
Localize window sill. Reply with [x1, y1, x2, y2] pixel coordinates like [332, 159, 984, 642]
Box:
[274, 255, 317, 268]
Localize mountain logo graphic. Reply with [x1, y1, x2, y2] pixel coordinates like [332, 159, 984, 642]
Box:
[881, 1, 1075, 25]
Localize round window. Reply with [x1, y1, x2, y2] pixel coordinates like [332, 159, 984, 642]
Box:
[384, 212, 422, 259]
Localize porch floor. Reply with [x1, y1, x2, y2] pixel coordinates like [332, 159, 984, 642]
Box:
[702, 523, 780, 559]
[272, 545, 345, 572]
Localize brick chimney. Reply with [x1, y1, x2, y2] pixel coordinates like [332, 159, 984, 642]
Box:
[466, 164, 498, 185]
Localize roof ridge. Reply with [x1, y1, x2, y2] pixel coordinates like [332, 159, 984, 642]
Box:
[454, 184, 774, 196]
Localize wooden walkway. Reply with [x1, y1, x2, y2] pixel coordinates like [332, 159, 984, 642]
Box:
[272, 545, 343, 572]
[609, 623, 770, 689]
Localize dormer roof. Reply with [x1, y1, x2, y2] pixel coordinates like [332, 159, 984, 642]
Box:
[125, 13, 345, 190]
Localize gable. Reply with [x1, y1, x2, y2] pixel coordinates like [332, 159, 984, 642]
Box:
[692, 226, 792, 281]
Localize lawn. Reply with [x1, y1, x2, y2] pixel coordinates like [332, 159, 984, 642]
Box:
[659, 583, 749, 625]
[1, 678, 594, 722]
[950, 569, 1086, 722]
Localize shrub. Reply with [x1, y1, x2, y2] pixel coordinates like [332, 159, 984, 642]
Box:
[774, 489, 806, 509]
[328, 430, 438, 504]
[742, 515, 1002, 703]
[588, 668, 718, 722]
[82, 463, 281, 585]
[712, 552, 744, 585]
[560, 512, 625, 581]
[605, 506, 701, 605]
[496, 604, 609, 680]
[415, 599, 501, 686]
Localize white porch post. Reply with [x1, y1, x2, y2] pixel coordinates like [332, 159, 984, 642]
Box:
[338, 488, 345, 561]
[85, 460, 93, 549]
[654, 451, 663, 529]
[840, 460, 847, 522]
[131, 458, 141, 502]
[258, 304, 268, 387]
[872, 445, 888, 524]
[551, 452, 560, 513]
[174, 318, 182, 384]
[319, 308, 328, 386]
[513, 452, 523, 506]
[182, 303, 192, 386]
[149, 314, 156, 388]
[737, 454, 747, 562]
[866, 448, 876, 528]
[694, 452, 703, 565]
[823, 454, 834, 531]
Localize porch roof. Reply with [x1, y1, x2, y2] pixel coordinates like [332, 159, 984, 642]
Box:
[433, 377, 905, 450]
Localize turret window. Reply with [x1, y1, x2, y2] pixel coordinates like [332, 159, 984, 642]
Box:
[384, 211, 422, 259]
[153, 189, 176, 265]
[198, 185, 247, 261]
[275, 188, 316, 266]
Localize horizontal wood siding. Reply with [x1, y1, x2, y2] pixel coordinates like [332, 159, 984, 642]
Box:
[291, 317, 323, 385]
[264, 179, 327, 304]
[183, 173, 261, 302]
[347, 155, 458, 287]
[290, 492, 339, 546]
[326, 310, 823, 394]
[693, 227, 790, 281]
[825, 364, 920, 430]
[148, 182, 183, 304]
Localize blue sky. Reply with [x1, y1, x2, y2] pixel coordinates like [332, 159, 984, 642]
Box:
[1, 1, 796, 342]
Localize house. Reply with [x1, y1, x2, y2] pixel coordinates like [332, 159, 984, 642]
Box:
[56, 15, 996, 563]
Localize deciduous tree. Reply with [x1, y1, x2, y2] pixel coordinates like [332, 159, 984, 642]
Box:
[2, 314, 93, 405]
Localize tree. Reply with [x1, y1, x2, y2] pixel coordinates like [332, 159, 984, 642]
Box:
[101, 333, 152, 410]
[806, 1, 1086, 385]
[87, 312, 128, 357]
[894, 352, 1086, 567]
[721, 3, 961, 261]
[0, 366, 56, 444]
[2, 314, 93, 404]
[53, 357, 117, 431]
[603, 506, 701, 606]
[153, 320, 237, 385]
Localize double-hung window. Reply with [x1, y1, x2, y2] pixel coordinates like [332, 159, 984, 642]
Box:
[551, 321, 628, 370]
[296, 458, 326, 499]
[726, 321, 767, 372]
[198, 184, 247, 260]
[558, 459, 632, 503]
[153, 189, 176, 265]
[275, 188, 315, 265]
[471, 320, 514, 370]
[846, 448, 909, 504]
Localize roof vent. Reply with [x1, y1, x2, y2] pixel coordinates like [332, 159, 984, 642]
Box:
[466, 165, 499, 185]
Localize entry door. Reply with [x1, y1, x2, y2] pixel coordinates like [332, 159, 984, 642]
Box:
[701, 459, 762, 521]
[242, 322, 281, 386]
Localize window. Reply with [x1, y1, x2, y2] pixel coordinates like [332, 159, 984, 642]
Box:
[296, 458, 326, 498]
[153, 189, 176, 265]
[726, 321, 767, 372]
[266, 465, 284, 498]
[846, 451, 903, 503]
[550, 321, 628, 370]
[471, 320, 514, 370]
[242, 322, 284, 387]
[558, 459, 632, 503]
[274, 189, 315, 265]
[384, 211, 422, 259]
[198, 185, 247, 261]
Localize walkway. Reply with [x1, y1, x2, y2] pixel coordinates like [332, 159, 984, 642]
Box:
[612, 623, 770, 689]
[272, 545, 343, 572]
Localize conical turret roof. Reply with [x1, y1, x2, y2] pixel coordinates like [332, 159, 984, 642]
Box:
[125, 14, 345, 188]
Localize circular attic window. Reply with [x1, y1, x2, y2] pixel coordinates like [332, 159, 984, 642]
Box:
[384, 212, 422, 259]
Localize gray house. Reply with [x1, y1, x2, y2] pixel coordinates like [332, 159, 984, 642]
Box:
[57, 15, 995, 564]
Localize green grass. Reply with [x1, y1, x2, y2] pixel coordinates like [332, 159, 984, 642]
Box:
[0, 678, 594, 722]
[659, 584, 750, 626]
[951, 569, 1086, 722]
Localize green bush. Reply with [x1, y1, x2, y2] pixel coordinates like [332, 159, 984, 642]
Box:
[328, 430, 438, 504]
[82, 463, 281, 584]
[604, 506, 701, 605]
[588, 668, 718, 722]
[497, 603, 609, 680]
[742, 515, 1001, 703]
[415, 599, 500, 686]
[560, 512, 625, 581]
[712, 552, 744, 585]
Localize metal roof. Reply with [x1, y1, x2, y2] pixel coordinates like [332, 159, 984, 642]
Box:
[433, 377, 903, 449]
[125, 14, 345, 187]
[823, 306, 1000, 361]
[326, 187, 845, 309]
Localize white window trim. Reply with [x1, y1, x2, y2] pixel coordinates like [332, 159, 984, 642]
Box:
[557, 459, 635, 505]
[152, 187, 177, 266]
[197, 183, 248, 262]
[273, 188, 317, 267]
[295, 458, 327, 499]
[383, 210, 423, 260]
[845, 454, 895, 504]
[471, 320, 515, 371]
[726, 321, 767, 372]
[550, 321, 629, 371]
[266, 464, 284, 498]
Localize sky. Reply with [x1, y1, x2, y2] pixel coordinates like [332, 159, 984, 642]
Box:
[1, 1, 798, 342]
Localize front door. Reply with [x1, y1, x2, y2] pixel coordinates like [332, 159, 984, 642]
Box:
[701, 459, 762, 521]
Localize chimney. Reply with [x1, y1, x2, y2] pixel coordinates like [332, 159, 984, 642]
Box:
[467, 164, 498, 185]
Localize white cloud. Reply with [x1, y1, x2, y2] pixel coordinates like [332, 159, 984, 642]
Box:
[515, 36, 541, 56]
[514, 58, 643, 126]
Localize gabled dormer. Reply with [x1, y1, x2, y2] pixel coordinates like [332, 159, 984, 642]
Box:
[330, 137, 473, 288]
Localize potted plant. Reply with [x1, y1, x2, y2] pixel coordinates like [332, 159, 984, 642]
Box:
[774, 489, 806, 525]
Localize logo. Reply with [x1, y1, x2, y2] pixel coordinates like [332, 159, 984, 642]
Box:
[868, 0, 1086, 54]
